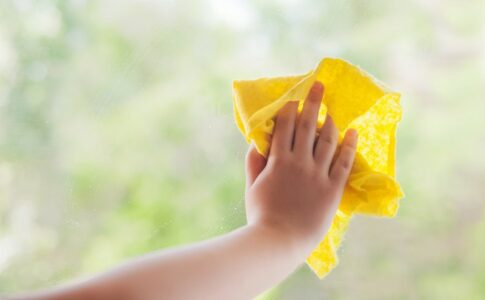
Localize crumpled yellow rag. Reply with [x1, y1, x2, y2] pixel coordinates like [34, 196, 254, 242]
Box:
[232, 57, 404, 278]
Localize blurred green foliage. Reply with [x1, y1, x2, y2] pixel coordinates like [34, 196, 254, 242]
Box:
[0, 0, 484, 299]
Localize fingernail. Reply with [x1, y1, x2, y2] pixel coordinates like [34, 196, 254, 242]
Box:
[347, 128, 358, 139]
[311, 81, 324, 93]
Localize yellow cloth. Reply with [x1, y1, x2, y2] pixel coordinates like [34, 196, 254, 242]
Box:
[232, 57, 404, 278]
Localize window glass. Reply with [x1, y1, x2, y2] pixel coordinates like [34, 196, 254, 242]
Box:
[1, 0, 484, 298]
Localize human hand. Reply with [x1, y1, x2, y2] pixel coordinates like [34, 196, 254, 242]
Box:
[244, 81, 358, 258]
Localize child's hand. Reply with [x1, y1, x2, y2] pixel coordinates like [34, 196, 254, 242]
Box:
[245, 81, 358, 258]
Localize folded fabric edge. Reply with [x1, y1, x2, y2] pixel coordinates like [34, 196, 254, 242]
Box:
[349, 172, 404, 217]
[232, 92, 248, 140]
[306, 210, 352, 278]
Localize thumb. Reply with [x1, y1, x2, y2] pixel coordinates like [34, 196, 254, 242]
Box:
[245, 144, 266, 190]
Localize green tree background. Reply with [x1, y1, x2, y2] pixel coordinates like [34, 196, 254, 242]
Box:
[0, 0, 484, 299]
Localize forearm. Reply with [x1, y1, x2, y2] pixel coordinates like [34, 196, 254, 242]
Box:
[108, 223, 303, 300]
[12, 223, 304, 300]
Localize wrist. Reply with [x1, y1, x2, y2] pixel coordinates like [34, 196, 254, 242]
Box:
[247, 220, 308, 263]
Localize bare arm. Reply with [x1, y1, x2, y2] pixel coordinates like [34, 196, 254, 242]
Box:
[9, 81, 357, 300]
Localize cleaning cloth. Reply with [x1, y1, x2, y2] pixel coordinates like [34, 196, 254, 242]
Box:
[232, 57, 404, 278]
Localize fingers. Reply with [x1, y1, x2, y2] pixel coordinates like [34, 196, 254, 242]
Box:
[314, 115, 339, 172]
[245, 145, 267, 190]
[293, 81, 324, 157]
[270, 101, 298, 156]
[330, 129, 358, 185]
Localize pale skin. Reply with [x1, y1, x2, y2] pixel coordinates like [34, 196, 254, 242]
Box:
[8, 81, 357, 300]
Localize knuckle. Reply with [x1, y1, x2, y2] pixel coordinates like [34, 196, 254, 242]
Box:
[299, 119, 313, 131]
[313, 176, 330, 192]
[308, 89, 322, 102]
[310, 168, 325, 182]
[331, 171, 344, 183]
[308, 96, 319, 104]
[339, 158, 352, 170]
[320, 134, 335, 145]
[289, 159, 309, 174]
[331, 160, 353, 182]
[269, 154, 289, 167]
[288, 159, 303, 169]
[319, 180, 333, 192]
[343, 143, 357, 151]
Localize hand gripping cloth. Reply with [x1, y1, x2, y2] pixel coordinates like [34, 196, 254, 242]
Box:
[232, 57, 404, 278]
